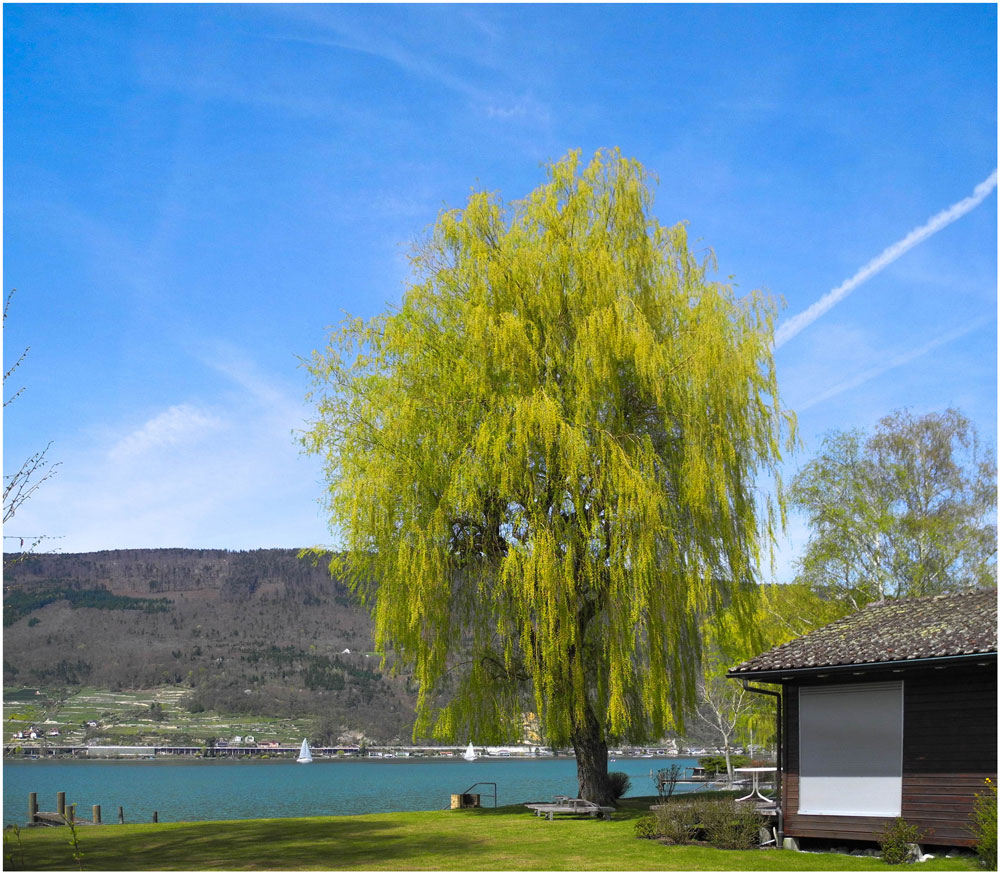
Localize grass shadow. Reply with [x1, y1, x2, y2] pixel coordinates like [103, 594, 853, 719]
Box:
[19, 815, 485, 871]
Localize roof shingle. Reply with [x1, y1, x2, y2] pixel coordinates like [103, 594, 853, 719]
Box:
[729, 589, 998, 676]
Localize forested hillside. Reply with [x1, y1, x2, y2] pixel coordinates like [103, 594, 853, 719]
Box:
[2, 549, 418, 741]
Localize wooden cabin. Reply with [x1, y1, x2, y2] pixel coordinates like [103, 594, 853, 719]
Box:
[728, 589, 997, 848]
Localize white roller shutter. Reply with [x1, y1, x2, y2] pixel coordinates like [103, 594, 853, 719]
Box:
[798, 681, 903, 816]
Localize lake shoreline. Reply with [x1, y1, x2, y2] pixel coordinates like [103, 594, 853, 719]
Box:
[3, 747, 698, 763]
[4, 755, 702, 826]
[3, 753, 688, 763]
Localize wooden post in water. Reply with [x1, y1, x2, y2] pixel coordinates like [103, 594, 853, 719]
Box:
[117, 806, 124, 824]
[57, 792, 66, 818]
[92, 805, 102, 824]
[28, 793, 38, 824]
[152, 811, 158, 823]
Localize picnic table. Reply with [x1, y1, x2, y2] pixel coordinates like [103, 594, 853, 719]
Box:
[523, 796, 615, 820]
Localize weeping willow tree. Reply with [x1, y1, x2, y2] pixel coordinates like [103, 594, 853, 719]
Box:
[302, 149, 793, 804]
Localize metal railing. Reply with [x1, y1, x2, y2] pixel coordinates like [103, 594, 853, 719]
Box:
[461, 781, 497, 807]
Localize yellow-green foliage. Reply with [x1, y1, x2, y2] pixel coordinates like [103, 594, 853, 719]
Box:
[709, 582, 854, 669]
[970, 778, 996, 869]
[303, 149, 794, 746]
[699, 582, 852, 748]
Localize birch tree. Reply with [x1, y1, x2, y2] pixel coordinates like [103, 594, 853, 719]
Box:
[302, 149, 793, 804]
[697, 665, 755, 782]
[790, 409, 996, 607]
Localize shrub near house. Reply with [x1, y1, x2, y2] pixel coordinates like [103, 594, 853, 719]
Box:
[639, 796, 766, 849]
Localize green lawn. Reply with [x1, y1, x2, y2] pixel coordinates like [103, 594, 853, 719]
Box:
[5, 802, 980, 871]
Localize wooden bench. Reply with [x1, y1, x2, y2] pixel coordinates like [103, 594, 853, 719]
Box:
[524, 796, 614, 820]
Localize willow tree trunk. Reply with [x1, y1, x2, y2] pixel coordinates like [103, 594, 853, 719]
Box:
[571, 704, 614, 805]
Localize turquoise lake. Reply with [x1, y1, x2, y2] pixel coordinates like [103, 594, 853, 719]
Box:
[4, 756, 699, 826]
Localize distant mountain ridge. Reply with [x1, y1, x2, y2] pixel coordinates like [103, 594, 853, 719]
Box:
[4, 547, 334, 595]
[2, 548, 418, 741]
[3, 548, 730, 750]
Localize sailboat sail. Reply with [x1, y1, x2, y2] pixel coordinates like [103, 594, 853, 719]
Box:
[463, 742, 476, 761]
[297, 738, 313, 763]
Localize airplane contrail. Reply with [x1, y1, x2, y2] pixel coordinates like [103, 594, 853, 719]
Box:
[774, 171, 998, 349]
[796, 316, 993, 412]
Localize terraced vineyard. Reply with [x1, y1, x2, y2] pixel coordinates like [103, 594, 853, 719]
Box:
[4, 686, 327, 748]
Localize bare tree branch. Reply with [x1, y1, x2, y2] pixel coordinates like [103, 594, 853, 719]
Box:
[3, 289, 60, 567]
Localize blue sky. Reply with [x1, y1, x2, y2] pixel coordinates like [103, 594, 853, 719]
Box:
[3, 4, 996, 580]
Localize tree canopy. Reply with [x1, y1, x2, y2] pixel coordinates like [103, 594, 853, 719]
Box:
[302, 149, 793, 802]
[789, 408, 996, 608]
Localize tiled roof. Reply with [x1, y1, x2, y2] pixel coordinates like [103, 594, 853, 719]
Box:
[729, 589, 998, 676]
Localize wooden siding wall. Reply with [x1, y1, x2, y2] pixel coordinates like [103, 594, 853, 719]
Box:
[782, 663, 996, 847]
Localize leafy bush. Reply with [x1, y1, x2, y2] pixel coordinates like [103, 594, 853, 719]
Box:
[877, 817, 924, 864]
[653, 797, 765, 849]
[698, 797, 766, 850]
[633, 814, 660, 839]
[608, 771, 631, 801]
[653, 800, 702, 845]
[698, 754, 749, 776]
[970, 778, 997, 870]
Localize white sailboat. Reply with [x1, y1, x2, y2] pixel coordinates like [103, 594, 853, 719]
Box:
[463, 742, 477, 762]
[297, 738, 313, 763]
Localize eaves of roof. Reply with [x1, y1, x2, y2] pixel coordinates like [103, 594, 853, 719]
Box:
[727, 589, 997, 677]
[726, 649, 998, 682]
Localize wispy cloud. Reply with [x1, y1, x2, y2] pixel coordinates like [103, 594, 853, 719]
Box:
[775, 171, 998, 348]
[797, 316, 993, 411]
[267, 9, 552, 127]
[269, 29, 483, 101]
[9, 344, 329, 552]
[109, 404, 223, 461]
[193, 339, 298, 413]
[486, 94, 551, 124]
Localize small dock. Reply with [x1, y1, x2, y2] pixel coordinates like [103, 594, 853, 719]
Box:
[26, 792, 145, 827]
